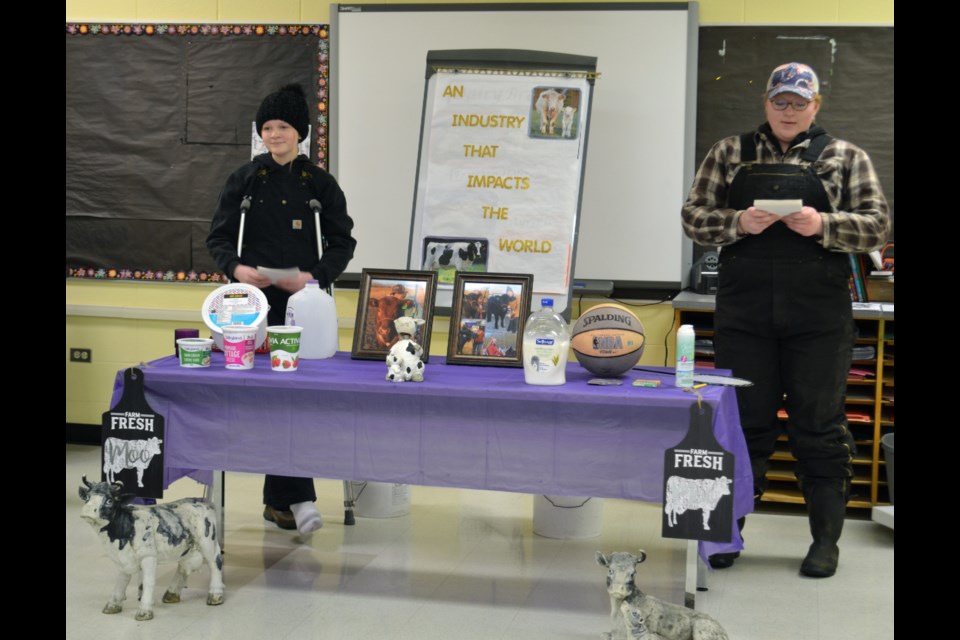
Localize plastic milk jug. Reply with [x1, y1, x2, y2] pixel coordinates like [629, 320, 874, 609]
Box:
[523, 298, 571, 385]
[285, 280, 338, 359]
[675, 324, 695, 388]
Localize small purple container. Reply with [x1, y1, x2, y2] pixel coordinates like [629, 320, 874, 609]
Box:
[175, 328, 200, 356]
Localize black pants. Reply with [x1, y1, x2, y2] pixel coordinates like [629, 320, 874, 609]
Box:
[263, 476, 316, 510]
[261, 289, 318, 510]
[715, 253, 856, 495]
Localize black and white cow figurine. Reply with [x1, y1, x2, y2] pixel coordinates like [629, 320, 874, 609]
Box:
[386, 316, 426, 382]
[596, 550, 728, 640]
[620, 602, 660, 639]
[79, 476, 224, 621]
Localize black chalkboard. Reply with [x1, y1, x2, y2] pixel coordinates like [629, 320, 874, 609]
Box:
[65, 27, 323, 276]
[695, 27, 894, 236]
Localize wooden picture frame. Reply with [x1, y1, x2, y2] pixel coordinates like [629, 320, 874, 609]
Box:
[352, 269, 438, 361]
[446, 273, 533, 367]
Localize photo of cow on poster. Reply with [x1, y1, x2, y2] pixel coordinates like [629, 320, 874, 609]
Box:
[529, 87, 582, 140]
[352, 269, 438, 361]
[421, 236, 489, 285]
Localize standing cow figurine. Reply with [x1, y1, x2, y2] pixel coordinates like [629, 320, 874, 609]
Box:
[79, 476, 224, 621]
[596, 550, 728, 640]
[386, 316, 426, 382]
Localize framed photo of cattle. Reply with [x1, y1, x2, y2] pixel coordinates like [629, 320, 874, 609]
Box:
[446, 273, 533, 367]
[352, 269, 438, 362]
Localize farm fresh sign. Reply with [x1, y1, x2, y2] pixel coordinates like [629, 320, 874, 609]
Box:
[415, 69, 591, 295]
[100, 368, 165, 498]
[661, 402, 735, 543]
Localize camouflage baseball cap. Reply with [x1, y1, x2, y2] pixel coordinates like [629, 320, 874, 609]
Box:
[766, 63, 820, 100]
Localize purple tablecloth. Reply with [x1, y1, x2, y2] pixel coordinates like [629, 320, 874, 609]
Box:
[112, 353, 751, 556]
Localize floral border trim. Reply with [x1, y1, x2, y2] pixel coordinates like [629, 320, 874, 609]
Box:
[66, 267, 229, 283]
[66, 23, 330, 283]
[65, 23, 326, 37]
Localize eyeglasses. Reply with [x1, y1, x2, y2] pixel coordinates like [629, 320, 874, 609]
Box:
[769, 98, 811, 111]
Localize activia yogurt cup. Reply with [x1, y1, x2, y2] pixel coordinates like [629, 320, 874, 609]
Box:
[222, 325, 258, 370]
[268, 325, 302, 372]
[176, 337, 213, 368]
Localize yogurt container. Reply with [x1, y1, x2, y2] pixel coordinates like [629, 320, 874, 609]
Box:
[268, 325, 302, 372]
[222, 325, 258, 370]
[176, 337, 213, 368]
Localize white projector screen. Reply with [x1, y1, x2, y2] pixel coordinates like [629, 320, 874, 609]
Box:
[331, 3, 698, 291]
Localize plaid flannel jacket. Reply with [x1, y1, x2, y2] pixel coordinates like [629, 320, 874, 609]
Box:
[681, 126, 890, 253]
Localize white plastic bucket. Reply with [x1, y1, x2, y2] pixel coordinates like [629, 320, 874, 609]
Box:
[533, 495, 603, 539]
[349, 482, 411, 518]
[202, 283, 269, 350]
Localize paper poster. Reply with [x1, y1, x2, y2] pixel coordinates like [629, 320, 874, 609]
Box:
[416, 71, 590, 294]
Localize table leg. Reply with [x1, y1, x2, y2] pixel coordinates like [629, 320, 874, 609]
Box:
[685, 540, 703, 608]
[343, 480, 356, 526]
[202, 471, 225, 550]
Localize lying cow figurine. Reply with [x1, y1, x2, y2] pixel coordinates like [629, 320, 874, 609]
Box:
[386, 316, 426, 382]
[79, 476, 224, 620]
[597, 550, 728, 640]
[621, 602, 658, 639]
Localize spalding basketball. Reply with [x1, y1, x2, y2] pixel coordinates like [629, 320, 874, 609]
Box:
[571, 303, 645, 377]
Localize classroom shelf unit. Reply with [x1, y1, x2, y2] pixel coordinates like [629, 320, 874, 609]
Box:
[672, 292, 894, 510]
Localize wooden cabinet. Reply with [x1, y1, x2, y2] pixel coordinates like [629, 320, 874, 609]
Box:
[672, 292, 893, 509]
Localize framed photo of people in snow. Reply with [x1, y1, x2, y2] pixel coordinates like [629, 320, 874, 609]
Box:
[446, 272, 532, 367]
[351, 269, 438, 362]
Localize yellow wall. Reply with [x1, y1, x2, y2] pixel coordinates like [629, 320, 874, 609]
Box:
[65, 0, 894, 25]
[65, 0, 892, 423]
[66, 279, 673, 423]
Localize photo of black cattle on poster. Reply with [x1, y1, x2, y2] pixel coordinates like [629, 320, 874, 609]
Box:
[352, 269, 438, 361]
[421, 236, 489, 285]
[447, 273, 532, 367]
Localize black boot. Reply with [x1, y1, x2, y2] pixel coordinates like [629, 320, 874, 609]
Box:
[799, 479, 848, 578]
[708, 516, 746, 569]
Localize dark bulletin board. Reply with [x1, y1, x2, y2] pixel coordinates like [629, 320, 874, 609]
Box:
[65, 25, 328, 280]
[695, 27, 894, 239]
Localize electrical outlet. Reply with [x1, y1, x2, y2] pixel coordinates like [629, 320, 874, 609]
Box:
[70, 348, 92, 363]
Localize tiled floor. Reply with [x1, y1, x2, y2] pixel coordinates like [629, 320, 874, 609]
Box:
[66, 444, 893, 639]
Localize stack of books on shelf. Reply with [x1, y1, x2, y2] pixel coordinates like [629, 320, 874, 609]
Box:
[850, 245, 894, 303]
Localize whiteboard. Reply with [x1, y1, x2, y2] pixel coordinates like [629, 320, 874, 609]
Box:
[331, 3, 698, 290]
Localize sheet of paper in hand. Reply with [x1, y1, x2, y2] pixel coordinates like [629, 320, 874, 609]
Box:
[753, 199, 802, 216]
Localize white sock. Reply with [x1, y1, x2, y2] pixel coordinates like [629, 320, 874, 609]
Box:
[290, 501, 323, 535]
